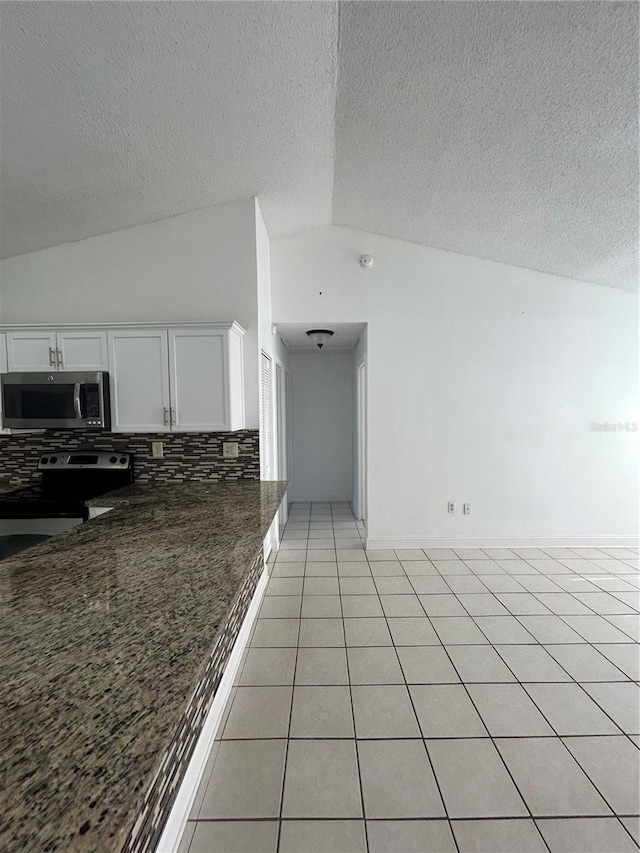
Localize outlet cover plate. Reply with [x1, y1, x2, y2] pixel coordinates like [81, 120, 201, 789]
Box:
[223, 442, 239, 459]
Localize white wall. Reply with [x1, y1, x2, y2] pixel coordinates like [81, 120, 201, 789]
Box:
[272, 226, 639, 546]
[290, 350, 354, 502]
[273, 335, 291, 483]
[0, 198, 262, 426]
[255, 199, 275, 477]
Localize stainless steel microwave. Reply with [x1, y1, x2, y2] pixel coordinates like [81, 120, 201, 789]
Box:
[1, 372, 111, 430]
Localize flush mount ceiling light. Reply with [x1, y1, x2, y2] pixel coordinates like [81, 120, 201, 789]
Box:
[306, 329, 334, 349]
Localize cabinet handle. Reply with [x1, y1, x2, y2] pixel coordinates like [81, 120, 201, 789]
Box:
[163, 407, 169, 426]
[56, 348, 63, 369]
[73, 383, 83, 419]
[171, 407, 177, 427]
[49, 347, 56, 367]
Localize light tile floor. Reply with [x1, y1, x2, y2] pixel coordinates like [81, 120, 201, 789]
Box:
[180, 502, 640, 853]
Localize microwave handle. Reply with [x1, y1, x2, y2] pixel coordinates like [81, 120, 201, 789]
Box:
[73, 383, 83, 419]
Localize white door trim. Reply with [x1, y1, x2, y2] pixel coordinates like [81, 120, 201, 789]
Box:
[355, 360, 367, 523]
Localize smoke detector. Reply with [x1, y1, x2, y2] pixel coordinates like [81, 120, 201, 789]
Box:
[359, 254, 374, 269]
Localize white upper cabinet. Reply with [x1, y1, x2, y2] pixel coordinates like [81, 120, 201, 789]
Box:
[168, 328, 243, 432]
[6, 330, 108, 372]
[1, 322, 245, 434]
[108, 330, 171, 433]
[109, 325, 244, 433]
[6, 331, 57, 371]
[0, 332, 7, 432]
[57, 331, 108, 371]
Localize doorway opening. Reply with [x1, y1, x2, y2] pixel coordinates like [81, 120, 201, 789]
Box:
[274, 323, 367, 524]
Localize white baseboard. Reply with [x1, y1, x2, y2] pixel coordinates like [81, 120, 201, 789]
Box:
[365, 535, 639, 549]
[155, 566, 269, 853]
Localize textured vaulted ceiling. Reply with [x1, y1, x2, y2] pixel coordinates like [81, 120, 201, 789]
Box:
[0, 1, 339, 257]
[333, 1, 638, 292]
[0, 1, 637, 290]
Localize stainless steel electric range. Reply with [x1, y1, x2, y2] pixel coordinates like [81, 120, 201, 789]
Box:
[0, 449, 134, 560]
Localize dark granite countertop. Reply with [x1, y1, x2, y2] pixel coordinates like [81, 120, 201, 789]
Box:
[0, 479, 287, 852]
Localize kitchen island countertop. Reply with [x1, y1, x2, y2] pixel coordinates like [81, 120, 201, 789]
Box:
[0, 479, 287, 852]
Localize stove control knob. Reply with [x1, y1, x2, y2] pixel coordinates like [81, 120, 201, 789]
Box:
[41, 457, 48, 464]
[119, 457, 127, 464]
[110, 456, 118, 464]
[50, 456, 58, 464]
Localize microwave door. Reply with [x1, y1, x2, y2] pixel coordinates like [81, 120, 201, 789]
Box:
[3, 383, 77, 427]
[1, 372, 109, 429]
[3, 381, 83, 428]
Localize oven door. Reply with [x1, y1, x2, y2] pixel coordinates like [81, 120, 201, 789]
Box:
[1, 372, 110, 429]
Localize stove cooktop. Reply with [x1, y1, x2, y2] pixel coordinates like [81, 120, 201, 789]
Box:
[0, 449, 134, 519]
[0, 484, 89, 519]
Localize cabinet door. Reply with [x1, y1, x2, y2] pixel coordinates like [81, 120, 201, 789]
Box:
[57, 331, 108, 371]
[169, 329, 228, 431]
[0, 332, 7, 431]
[108, 330, 170, 432]
[6, 331, 57, 371]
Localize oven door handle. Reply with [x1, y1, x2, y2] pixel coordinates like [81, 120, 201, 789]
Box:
[73, 383, 83, 419]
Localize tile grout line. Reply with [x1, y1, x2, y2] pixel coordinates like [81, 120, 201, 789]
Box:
[421, 622, 550, 849]
[340, 575, 370, 853]
[273, 576, 302, 853]
[365, 569, 460, 852]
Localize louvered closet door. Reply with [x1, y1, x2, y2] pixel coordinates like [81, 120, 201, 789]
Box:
[261, 352, 273, 479]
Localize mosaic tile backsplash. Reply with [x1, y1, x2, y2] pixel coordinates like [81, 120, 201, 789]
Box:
[0, 429, 260, 484]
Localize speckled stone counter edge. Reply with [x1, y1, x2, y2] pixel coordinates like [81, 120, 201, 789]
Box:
[123, 548, 265, 853]
[1, 479, 287, 853]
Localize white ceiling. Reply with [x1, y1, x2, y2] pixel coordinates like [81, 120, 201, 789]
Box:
[0, 1, 338, 256]
[0, 1, 637, 291]
[333, 2, 639, 292]
[277, 323, 365, 351]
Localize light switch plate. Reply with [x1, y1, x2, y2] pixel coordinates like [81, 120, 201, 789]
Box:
[151, 441, 164, 459]
[223, 442, 239, 459]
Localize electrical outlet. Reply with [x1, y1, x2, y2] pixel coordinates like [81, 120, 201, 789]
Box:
[223, 442, 239, 459]
[463, 502, 472, 515]
[151, 441, 164, 459]
[447, 501, 456, 514]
